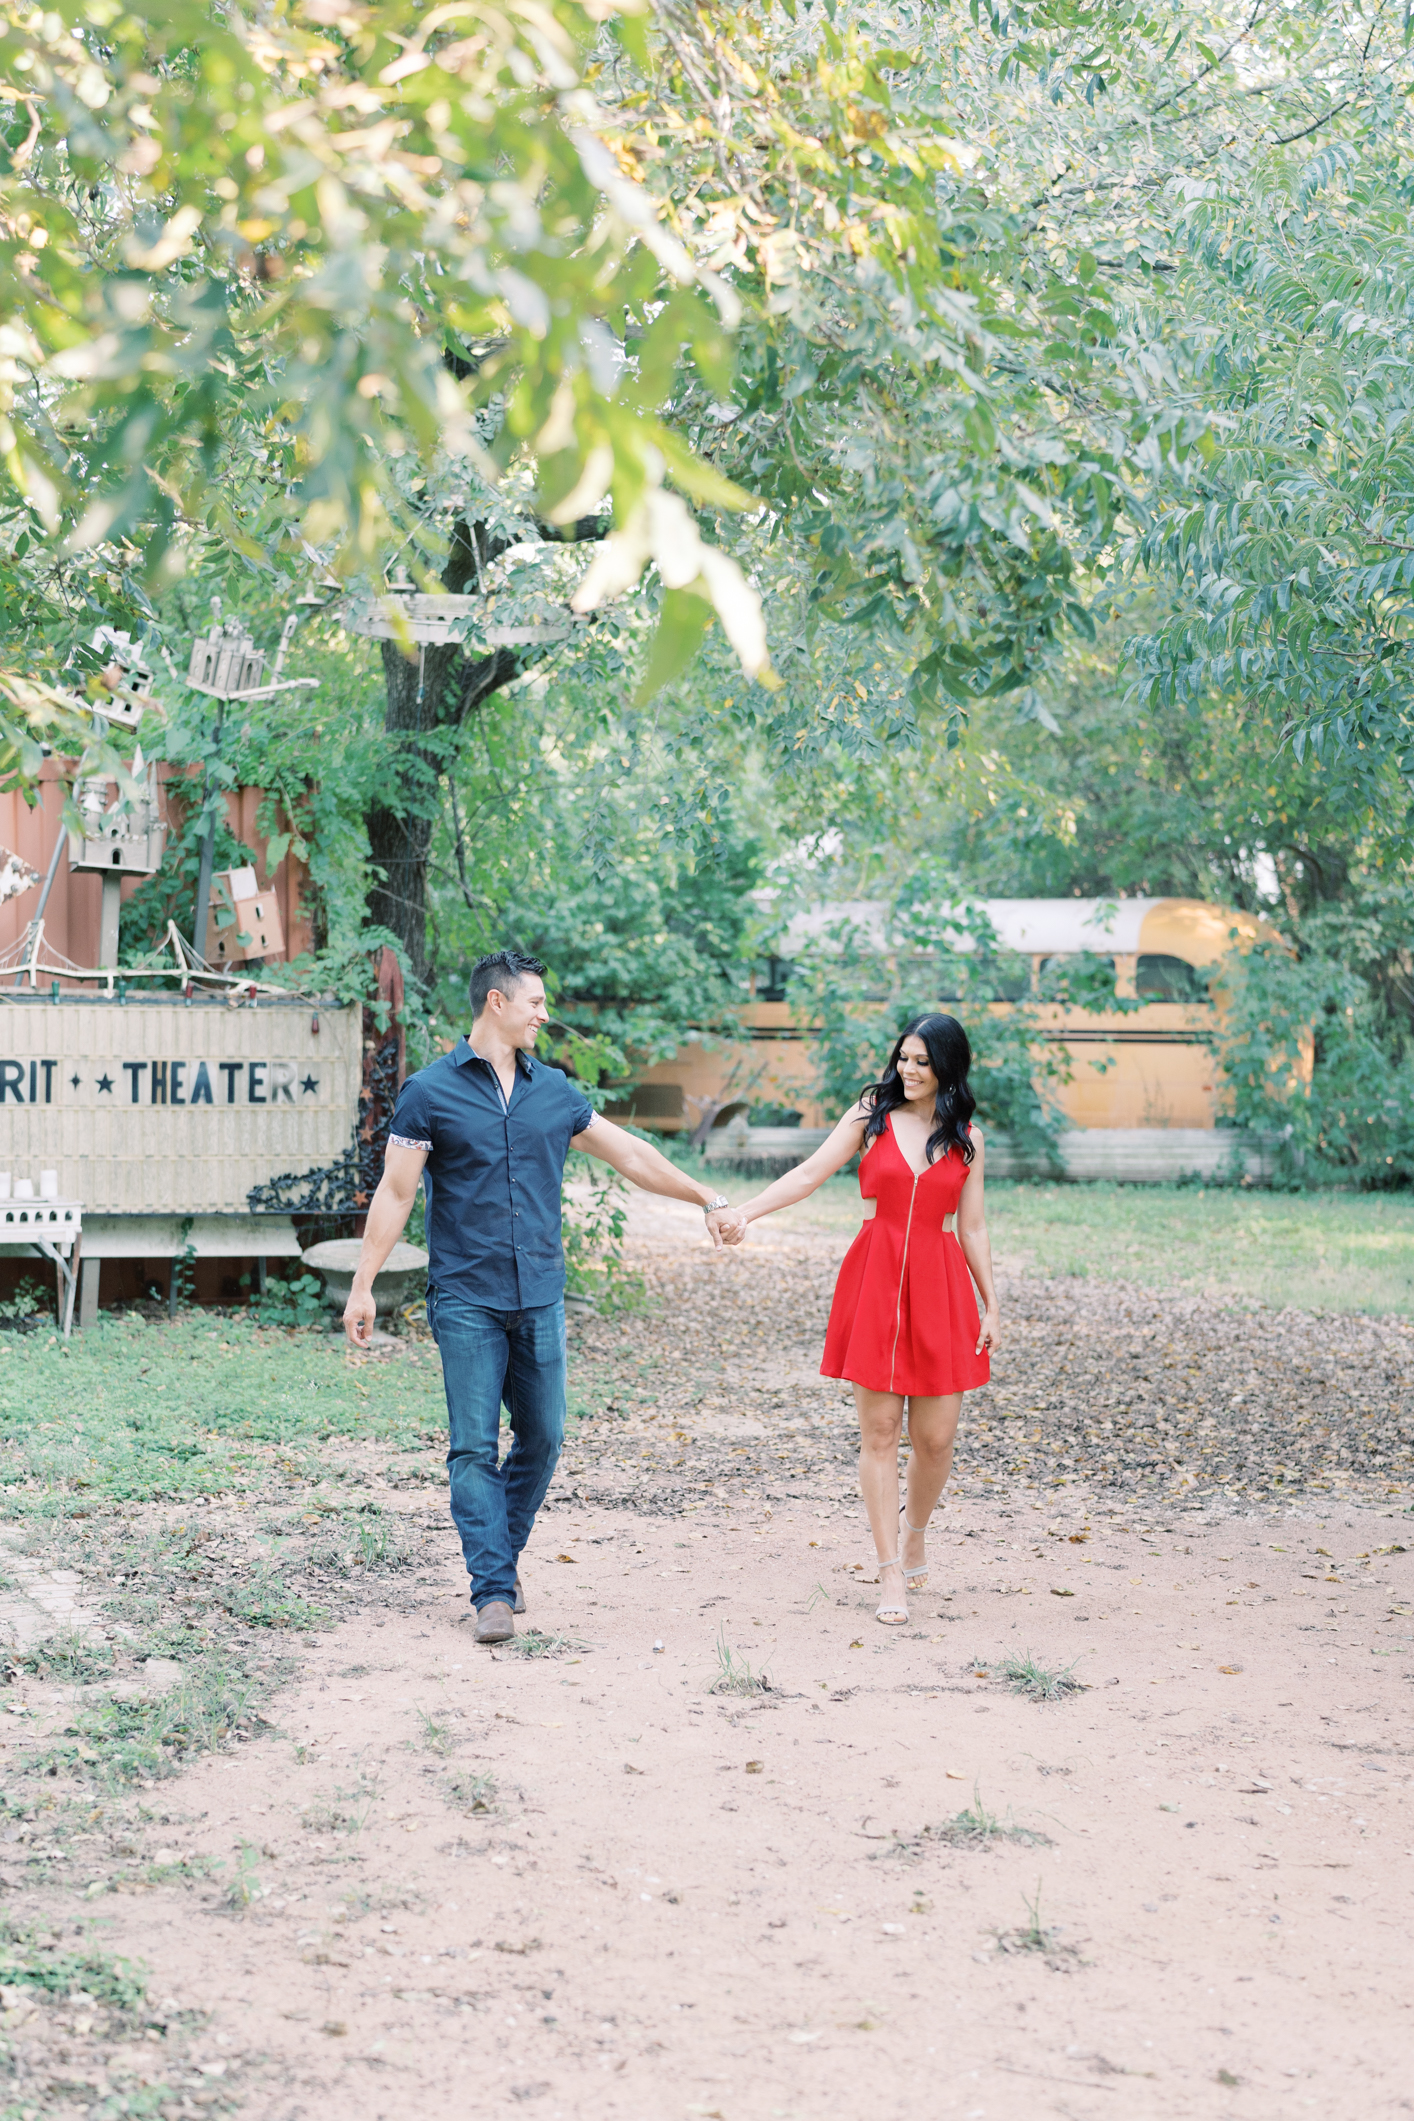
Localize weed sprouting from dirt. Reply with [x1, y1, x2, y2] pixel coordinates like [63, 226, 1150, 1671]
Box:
[998, 1652, 1087, 1702]
[707, 1625, 769, 1697]
[875, 1785, 1051, 1860]
[992, 1882, 1081, 1968]
[25, 1660, 260, 1786]
[223, 1841, 263, 1912]
[0, 1922, 147, 2013]
[497, 1630, 586, 1661]
[7, 1628, 115, 1684]
[216, 1564, 326, 1631]
[805, 1582, 832, 1613]
[301, 1508, 418, 1578]
[416, 1707, 452, 1755]
[999, 1881, 1054, 1953]
[447, 1772, 498, 1815]
[932, 1784, 1052, 1850]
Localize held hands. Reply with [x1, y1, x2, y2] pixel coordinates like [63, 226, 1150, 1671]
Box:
[975, 1304, 1001, 1357]
[343, 1284, 377, 1349]
[705, 1205, 749, 1248]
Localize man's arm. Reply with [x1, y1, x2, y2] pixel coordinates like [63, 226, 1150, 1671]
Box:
[343, 1142, 428, 1347]
[571, 1115, 732, 1248]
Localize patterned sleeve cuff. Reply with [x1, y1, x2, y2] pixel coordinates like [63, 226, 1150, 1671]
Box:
[388, 1132, 432, 1151]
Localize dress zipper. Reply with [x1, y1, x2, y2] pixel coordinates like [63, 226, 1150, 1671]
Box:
[888, 1171, 920, 1393]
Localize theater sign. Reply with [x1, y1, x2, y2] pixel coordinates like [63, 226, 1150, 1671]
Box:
[0, 994, 361, 1214]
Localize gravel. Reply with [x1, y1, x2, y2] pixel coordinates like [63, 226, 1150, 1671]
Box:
[561, 1225, 1414, 1516]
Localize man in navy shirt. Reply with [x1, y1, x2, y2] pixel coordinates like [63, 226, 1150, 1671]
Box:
[344, 950, 737, 1642]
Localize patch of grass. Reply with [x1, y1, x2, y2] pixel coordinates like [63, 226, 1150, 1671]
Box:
[300, 1800, 354, 1834]
[984, 1180, 1414, 1317]
[416, 1707, 452, 1755]
[0, 1314, 445, 1507]
[215, 1564, 326, 1632]
[301, 1507, 418, 1577]
[7, 1628, 115, 1684]
[26, 1659, 259, 1786]
[447, 1771, 498, 1815]
[706, 1625, 770, 1697]
[930, 1784, 1052, 1850]
[0, 1921, 146, 2012]
[782, 1175, 1414, 1316]
[497, 1630, 586, 1660]
[998, 1652, 1087, 1703]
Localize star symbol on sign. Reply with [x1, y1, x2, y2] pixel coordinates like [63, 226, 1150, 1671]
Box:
[96, 1072, 114, 1094]
[300, 1074, 319, 1095]
[70, 1073, 81, 1090]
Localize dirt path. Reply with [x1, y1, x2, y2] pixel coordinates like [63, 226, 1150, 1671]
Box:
[4, 1198, 1413, 2121]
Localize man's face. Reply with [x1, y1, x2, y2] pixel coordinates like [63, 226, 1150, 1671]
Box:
[486, 976, 549, 1049]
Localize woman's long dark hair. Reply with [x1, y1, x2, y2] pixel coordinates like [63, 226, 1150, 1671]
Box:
[860, 1013, 976, 1165]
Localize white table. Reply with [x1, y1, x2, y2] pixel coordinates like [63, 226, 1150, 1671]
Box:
[0, 1197, 82, 1337]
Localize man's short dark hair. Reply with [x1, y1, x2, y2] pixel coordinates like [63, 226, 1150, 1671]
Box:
[469, 950, 547, 1017]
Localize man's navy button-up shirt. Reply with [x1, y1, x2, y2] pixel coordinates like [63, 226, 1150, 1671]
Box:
[387, 1037, 595, 1310]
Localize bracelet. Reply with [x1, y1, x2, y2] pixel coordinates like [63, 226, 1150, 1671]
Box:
[702, 1193, 730, 1216]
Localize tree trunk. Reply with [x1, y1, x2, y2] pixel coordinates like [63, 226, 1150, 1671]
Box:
[363, 512, 606, 984]
[363, 516, 522, 985]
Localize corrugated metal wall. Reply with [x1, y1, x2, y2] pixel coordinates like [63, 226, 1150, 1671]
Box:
[0, 996, 360, 1212]
[0, 760, 315, 970]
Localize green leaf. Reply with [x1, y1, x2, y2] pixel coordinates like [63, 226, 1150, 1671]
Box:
[654, 428, 758, 514]
[632, 588, 714, 706]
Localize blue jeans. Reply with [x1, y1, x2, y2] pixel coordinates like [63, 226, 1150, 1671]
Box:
[426, 1290, 567, 1611]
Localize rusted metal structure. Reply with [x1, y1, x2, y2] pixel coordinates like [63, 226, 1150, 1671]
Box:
[0, 760, 314, 976]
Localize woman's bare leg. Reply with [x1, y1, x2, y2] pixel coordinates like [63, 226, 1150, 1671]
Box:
[900, 1392, 963, 1572]
[854, 1384, 907, 1606]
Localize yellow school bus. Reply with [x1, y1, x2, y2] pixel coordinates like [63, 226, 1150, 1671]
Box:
[609, 897, 1282, 1137]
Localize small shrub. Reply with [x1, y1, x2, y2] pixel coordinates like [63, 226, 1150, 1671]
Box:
[0, 1277, 52, 1328]
[252, 1271, 326, 1330]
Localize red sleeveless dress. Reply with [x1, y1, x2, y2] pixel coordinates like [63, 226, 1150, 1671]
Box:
[820, 1116, 989, 1397]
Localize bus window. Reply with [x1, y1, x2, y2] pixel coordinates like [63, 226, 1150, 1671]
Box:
[972, 953, 1032, 1003]
[1136, 953, 1204, 1002]
[1038, 953, 1115, 1006]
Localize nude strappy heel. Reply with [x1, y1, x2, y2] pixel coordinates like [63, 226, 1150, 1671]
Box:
[875, 1557, 909, 1627]
[899, 1508, 928, 1588]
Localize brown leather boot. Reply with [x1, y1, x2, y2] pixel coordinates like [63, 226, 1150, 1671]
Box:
[473, 1601, 515, 1645]
[513, 1575, 526, 1615]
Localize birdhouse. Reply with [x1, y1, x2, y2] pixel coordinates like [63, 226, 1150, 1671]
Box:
[88, 627, 162, 732]
[67, 756, 167, 876]
[0, 846, 40, 905]
[187, 620, 267, 699]
[342, 582, 584, 648]
[204, 864, 285, 966]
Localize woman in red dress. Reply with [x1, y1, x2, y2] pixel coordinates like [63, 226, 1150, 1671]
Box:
[721, 1015, 1000, 1625]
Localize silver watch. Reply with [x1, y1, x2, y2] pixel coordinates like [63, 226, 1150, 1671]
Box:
[702, 1194, 730, 1216]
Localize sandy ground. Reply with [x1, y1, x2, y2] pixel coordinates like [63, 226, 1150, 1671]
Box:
[5, 1199, 1414, 2120]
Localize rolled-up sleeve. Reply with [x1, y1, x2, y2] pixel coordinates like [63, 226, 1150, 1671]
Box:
[569, 1088, 596, 1136]
[389, 1076, 433, 1152]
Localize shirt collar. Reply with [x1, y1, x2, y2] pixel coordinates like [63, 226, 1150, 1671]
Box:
[454, 1035, 534, 1077]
